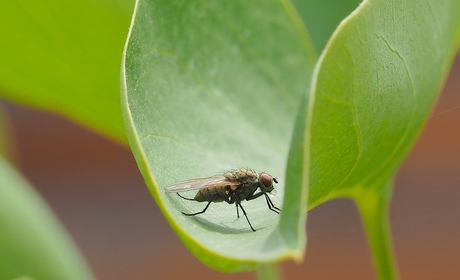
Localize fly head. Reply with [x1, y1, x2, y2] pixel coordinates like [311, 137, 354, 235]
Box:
[258, 172, 277, 194]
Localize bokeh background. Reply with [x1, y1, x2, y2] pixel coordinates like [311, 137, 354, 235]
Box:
[1, 58, 459, 279]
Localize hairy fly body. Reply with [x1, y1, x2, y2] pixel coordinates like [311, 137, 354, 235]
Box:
[165, 169, 280, 232]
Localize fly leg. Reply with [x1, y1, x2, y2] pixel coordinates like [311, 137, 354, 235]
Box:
[181, 193, 226, 216]
[232, 194, 256, 232]
[263, 193, 281, 214]
[220, 192, 239, 218]
[246, 192, 281, 214]
[177, 193, 195, 201]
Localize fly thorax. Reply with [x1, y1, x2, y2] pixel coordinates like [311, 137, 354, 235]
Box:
[225, 169, 257, 182]
[224, 172, 237, 181]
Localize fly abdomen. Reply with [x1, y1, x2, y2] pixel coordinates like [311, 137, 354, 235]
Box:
[194, 186, 228, 203]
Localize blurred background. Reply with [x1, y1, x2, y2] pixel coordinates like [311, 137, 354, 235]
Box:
[1, 57, 459, 279]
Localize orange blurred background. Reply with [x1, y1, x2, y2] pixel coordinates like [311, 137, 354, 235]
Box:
[2, 58, 459, 279]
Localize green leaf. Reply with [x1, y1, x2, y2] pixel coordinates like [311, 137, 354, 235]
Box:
[307, 0, 460, 213]
[295, 0, 460, 278]
[122, 0, 316, 272]
[0, 156, 94, 280]
[291, 0, 362, 53]
[0, 0, 134, 142]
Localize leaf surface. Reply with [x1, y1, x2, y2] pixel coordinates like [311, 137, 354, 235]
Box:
[122, 0, 316, 271]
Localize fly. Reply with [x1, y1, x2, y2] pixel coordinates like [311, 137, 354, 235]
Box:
[165, 169, 280, 232]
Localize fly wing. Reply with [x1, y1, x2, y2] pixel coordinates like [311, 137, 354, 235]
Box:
[165, 176, 229, 193]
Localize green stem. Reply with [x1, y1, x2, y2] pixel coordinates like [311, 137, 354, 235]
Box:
[255, 263, 282, 280]
[354, 182, 398, 280]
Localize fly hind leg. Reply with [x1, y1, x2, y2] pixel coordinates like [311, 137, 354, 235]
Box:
[181, 193, 227, 216]
[177, 193, 195, 201]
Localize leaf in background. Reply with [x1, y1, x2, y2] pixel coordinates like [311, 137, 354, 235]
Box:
[0, 0, 134, 142]
[291, 0, 362, 53]
[122, 0, 316, 272]
[290, 0, 460, 278]
[0, 156, 94, 280]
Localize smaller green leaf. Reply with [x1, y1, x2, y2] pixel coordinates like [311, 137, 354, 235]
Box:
[294, 0, 460, 278]
[0, 156, 93, 280]
[308, 0, 460, 208]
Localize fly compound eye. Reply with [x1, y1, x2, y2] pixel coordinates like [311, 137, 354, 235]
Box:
[259, 173, 273, 191]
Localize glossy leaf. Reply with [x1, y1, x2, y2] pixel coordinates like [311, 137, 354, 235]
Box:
[122, 0, 316, 272]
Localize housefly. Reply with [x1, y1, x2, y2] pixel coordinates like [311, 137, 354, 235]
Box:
[165, 169, 280, 232]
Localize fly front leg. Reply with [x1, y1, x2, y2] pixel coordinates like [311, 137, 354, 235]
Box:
[263, 193, 281, 214]
[246, 191, 281, 214]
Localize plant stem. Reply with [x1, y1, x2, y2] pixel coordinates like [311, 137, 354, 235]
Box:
[354, 182, 398, 280]
[255, 263, 283, 280]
